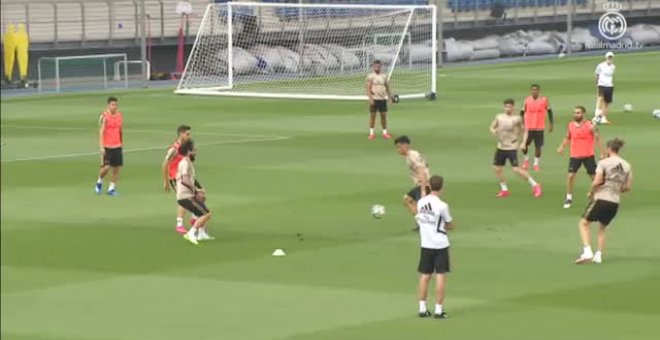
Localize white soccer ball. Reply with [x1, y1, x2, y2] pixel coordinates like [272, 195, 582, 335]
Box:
[623, 103, 633, 113]
[371, 204, 386, 219]
[592, 115, 602, 125]
[558, 52, 566, 58]
[653, 109, 660, 119]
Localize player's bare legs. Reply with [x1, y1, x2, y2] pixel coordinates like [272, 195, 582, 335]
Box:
[493, 165, 510, 197]
[512, 166, 542, 197]
[185, 212, 211, 245]
[380, 112, 390, 139]
[594, 223, 607, 264]
[98, 164, 110, 180]
[96, 164, 110, 194]
[107, 166, 120, 195]
[403, 195, 417, 215]
[434, 274, 447, 317]
[368, 110, 377, 139]
[522, 144, 542, 171]
[576, 218, 594, 264]
[175, 205, 187, 234]
[418, 273, 432, 317]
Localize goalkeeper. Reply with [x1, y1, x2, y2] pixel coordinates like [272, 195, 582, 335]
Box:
[366, 60, 394, 140]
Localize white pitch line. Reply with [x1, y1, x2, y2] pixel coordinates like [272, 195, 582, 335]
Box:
[1, 136, 290, 163]
[0, 124, 286, 139]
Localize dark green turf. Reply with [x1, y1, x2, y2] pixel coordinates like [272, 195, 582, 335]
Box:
[2, 52, 660, 340]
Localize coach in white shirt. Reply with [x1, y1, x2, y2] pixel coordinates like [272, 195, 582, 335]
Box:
[593, 51, 616, 125]
[415, 175, 455, 319]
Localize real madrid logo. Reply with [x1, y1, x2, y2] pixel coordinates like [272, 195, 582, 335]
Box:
[598, 2, 627, 40]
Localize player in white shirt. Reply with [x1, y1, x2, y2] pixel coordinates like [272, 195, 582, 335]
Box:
[593, 51, 616, 125]
[415, 175, 454, 320]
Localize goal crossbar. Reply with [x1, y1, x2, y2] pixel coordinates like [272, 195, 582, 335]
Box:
[229, 2, 435, 10]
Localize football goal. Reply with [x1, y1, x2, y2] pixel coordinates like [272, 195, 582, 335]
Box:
[176, 2, 437, 100]
[38, 54, 132, 92]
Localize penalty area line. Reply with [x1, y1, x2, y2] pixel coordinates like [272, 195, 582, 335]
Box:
[1, 136, 290, 163]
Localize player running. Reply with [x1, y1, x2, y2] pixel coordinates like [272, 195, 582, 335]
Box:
[95, 96, 123, 196]
[162, 125, 195, 234]
[575, 138, 632, 264]
[395, 136, 431, 218]
[367, 60, 393, 140]
[176, 140, 213, 245]
[520, 84, 553, 171]
[557, 106, 605, 209]
[415, 175, 454, 319]
[593, 51, 615, 125]
[490, 99, 542, 198]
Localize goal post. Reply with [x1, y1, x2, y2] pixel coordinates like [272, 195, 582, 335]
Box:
[176, 2, 437, 100]
[38, 54, 130, 93]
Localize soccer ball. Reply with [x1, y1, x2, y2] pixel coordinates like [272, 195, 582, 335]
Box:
[558, 52, 566, 58]
[592, 115, 602, 125]
[623, 104, 633, 113]
[371, 204, 386, 219]
[653, 109, 660, 119]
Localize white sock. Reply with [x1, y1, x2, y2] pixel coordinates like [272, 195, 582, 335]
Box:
[524, 155, 529, 161]
[499, 182, 508, 191]
[176, 218, 184, 228]
[594, 250, 602, 258]
[369, 128, 374, 135]
[534, 157, 540, 166]
[528, 177, 538, 187]
[97, 177, 103, 184]
[566, 193, 573, 200]
[435, 304, 443, 315]
[419, 301, 427, 313]
[108, 182, 116, 191]
[382, 129, 388, 135]
[583, 245, 593, 257]
[595, 109, 602, 116]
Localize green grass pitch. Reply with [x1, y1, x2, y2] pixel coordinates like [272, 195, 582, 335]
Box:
[2, 52, 660, 340]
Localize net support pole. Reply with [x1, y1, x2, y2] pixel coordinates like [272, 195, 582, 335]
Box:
[566, 0, 573, 57]
[387, 9, 415, 81]
[103, 59, 108, 89]
[139, 0, 148, 87]
[432, 3, 438, 93]
[55, 57, 60, 92]
[434, 0, 441, 69]
[227, 3, 234, 88]
[298, 0, 305, 75]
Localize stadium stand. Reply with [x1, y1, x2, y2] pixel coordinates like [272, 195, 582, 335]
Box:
[0, 0, 209, 46]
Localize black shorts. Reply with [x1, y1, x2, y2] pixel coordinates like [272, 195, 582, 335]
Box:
[598, 86, 614, 104]
[493, 149, 519, 167]
[525, 130, 544, 149]
[370, 100, 388, 113]
[418, 247, 450, 274]
[103, 147, 123, 167]
[178, 197, 210, 217]
[583, 199, 619, 226]
[406, 185, 431, 202]
[569, 156, 597, 175]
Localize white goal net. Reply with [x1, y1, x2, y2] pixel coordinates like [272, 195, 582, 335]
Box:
[176, 2, 437, 100]
[38, 54, 131, 93]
